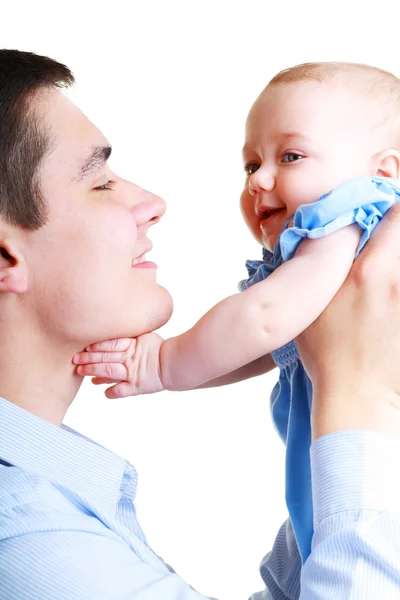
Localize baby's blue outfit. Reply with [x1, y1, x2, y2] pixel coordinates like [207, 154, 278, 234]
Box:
[239, 175, 400, 564]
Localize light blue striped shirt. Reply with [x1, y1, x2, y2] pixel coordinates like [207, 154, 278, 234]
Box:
[1, 396, 400, 599]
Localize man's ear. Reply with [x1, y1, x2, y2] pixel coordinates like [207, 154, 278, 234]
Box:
[372, 149, 400, 179]
[0, 242, 28, 294]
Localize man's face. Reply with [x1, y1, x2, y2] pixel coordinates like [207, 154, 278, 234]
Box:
[26, 89, 173, 348]
[240, 80, 376, 252]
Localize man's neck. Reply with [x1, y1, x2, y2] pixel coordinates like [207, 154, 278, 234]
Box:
[0, 316, 83, 426]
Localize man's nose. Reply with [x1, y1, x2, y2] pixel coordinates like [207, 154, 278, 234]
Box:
[129, 184, 167, 227]
[248, 168, 275, 196]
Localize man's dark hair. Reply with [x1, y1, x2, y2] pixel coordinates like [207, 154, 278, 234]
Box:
[0, 49, 74, 230]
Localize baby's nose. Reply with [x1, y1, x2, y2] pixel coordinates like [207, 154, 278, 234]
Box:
[249, 170, 275, 195]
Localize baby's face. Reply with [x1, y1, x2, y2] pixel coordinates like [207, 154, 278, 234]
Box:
[241, 80, 377, 252]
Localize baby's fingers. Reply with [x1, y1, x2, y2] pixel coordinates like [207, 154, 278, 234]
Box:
[91, 377, 115, 385]
[73, 351, 127, 365]
[85, 338, 133, 352]
[76, 362, 128, 381]
[105, 381, 139, 399]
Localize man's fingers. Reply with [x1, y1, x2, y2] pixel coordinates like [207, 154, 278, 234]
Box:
[363, 203, 400, 261]
[73, 351, 127, 365]
[85, 338, 133, 352]
[351, 204, 400, 291]
[76, 362, 128, 380]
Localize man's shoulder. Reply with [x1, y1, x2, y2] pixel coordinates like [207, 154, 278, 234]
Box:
[0, 464, 103, 542]
[0, 465, 213, 600]
[0, 466, 126, 600]
[0, 464, 50, 505]
[0, 463, 66, 503]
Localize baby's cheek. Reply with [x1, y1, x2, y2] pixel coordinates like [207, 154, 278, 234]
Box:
[239, 188, 249, 212]
[287, 182, 323, 213]
[239, 190, 253, 223]
[240, 201, 262, 245]
[278, 179, 302, 213]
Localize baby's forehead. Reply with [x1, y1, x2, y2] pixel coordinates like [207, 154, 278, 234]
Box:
[243, 83, 395, 157]
[249, 80, 355, 126]
[244, 62, 400, 149]
[260, 78, 359, 106]
[251, 78, 388, 135]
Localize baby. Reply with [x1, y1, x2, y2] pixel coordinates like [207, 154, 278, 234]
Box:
[73, 62, 400, 563]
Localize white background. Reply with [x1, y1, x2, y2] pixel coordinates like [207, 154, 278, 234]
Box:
[4, 2, 400, 598]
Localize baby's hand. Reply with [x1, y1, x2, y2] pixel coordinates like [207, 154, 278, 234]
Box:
[72, 333, 165, 399]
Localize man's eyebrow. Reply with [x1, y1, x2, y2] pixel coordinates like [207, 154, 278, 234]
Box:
[74, 145, 112, 181]
[242, 132, 312, 154]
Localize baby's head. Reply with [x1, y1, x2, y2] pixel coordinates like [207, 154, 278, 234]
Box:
[241, 61, 400, 252]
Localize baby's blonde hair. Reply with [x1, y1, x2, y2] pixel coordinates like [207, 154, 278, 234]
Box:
[265, 61, 400, 146]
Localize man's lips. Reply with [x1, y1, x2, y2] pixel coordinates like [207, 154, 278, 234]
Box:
[132, 243, 157, 268]
[132, 243, 153, 264]
[132, 254, 147, 266]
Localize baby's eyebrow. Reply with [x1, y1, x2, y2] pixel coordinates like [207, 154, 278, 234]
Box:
[74, 145, 112, 181]
[242, 131, 312, 155]
[280, 131, 312, 142]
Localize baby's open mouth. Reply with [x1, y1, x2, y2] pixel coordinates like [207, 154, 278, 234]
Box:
[265, 208, 284, 219]
[260, 208, 285, 228]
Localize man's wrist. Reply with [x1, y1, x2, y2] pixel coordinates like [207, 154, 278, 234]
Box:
[311, 386, 400, 441]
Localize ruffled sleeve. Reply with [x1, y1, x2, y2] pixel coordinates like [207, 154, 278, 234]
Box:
[279, 175, 400, 262]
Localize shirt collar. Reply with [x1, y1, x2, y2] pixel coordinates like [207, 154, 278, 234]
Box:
[0, 396, 137, 514]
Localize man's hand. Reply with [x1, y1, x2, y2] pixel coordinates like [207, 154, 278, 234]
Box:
[297, 203, 400, 440]
[72, 333, 165, 399]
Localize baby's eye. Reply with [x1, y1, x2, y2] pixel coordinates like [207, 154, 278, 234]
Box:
[281, 153, 303, 163]
[244, 162, 260, 176]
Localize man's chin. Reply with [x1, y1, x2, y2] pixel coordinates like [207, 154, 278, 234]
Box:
[87, 285, 174, 343]
[125, 285, 173, 338]
[149, 286, 174, 331]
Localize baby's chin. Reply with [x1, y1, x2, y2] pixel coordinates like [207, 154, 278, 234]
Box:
[260, 233, 278, 254]
[261, 217, 294, 254]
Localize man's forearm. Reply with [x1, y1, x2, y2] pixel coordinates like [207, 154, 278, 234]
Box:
[301, 430, 400, 598]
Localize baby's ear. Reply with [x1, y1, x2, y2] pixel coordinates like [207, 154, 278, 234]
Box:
[372, 149, 400, 178]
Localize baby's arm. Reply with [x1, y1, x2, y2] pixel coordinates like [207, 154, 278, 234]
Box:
[193, 352, 276, 388]
[160, 224, 361, 390]
[74, 225, 360, 397]
[74, 338, 276, 398]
